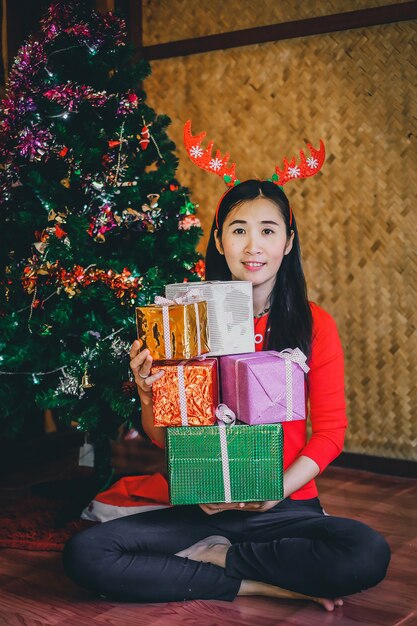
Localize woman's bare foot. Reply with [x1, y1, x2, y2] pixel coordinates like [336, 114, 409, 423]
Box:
[175, 535, 231, 567]
[239, 579, 344, 612]
[175, 538, 344, 612]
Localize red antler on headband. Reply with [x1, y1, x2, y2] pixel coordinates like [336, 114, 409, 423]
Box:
[274, 140, 325, 186]
[183, 120, 239, 186]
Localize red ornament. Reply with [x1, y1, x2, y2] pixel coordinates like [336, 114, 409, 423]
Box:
[59, 146, 68, 157]
[138, 125, 150, 150]
[179, 215, 201, 230]
[108, 140, 120, 148]
[54, 224, 67, 239]
[192, 259, 206, 279]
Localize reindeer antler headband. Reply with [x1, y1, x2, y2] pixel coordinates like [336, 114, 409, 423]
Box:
[183, 119, 325, 227]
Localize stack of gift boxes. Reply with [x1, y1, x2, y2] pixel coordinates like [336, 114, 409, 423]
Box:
[136, 281, 309, 506]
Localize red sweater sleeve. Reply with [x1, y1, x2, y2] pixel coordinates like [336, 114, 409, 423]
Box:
[301, 303, 348, 473]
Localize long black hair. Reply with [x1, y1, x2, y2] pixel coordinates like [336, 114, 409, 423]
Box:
[205, 180, 313, 358]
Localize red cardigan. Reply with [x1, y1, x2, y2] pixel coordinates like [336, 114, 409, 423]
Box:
[254, 302, 347, 499]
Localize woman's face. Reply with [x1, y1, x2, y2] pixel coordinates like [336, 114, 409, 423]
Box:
[214, 197, 294, 291]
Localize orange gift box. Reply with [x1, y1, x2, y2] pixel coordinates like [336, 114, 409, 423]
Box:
[151, 358, 218, 427]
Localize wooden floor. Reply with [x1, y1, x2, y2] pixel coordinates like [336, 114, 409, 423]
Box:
[0, 466, 416, 626]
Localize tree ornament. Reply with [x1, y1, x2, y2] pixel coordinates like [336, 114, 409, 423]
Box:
[116, 91, 140, 116]
[105, 122, 128, 186]
[33, 241, 48, 254]
[147, 193, 160, 209]
[110, 336, 130, 360]
[179, 200, 197, 215]
[54, 224, 67, 238]
[56, 371, 83, 397]
[192, 259, 206, 278]
[138, 124, 150, 150]
[48, 207, 68, 223]
[179, 215, 201, 230]
[122, 207, 141, 224]
[81, 368, 95, 389]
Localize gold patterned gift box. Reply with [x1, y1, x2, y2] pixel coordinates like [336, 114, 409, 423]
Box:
[136, 294, 209, 361]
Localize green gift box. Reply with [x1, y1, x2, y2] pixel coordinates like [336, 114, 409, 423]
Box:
[166, 423, 284, 505]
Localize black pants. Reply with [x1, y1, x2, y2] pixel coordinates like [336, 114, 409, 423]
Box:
[63, 498, 390, 603]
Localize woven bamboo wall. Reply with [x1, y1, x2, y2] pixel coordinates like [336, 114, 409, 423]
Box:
[142, 0, 410, 44]
[143, 18, 417, 461]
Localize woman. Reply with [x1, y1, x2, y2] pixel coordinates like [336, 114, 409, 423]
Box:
[63, 179, 390, 611]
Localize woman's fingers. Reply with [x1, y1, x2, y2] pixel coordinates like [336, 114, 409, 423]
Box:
[200, 502, 267, 515]
[130, 348, 149, 370]
[129, 339, 142, 360]
[199, 504, 221, 515]
[139, 354, 152, 378]
[130, 346, 151, 375]
[129, 343, 162, 388]
[239, 502, 262, 511]
[142, 369, 165, 387]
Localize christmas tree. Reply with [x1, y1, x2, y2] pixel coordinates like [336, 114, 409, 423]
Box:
[0, 0, 204, 466]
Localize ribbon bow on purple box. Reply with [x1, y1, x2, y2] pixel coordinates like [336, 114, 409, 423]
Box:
[220, 349, 310, 425]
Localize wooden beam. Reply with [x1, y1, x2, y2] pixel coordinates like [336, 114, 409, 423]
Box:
[142, 2, 417, 60]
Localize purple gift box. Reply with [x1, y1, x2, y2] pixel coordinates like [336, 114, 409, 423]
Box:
[220, 349, 310, 425]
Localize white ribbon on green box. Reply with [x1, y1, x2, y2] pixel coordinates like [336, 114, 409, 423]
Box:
[215, 403, 237, 503]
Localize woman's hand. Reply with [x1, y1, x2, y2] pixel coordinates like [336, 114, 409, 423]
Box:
[199, 503, 246, 515]
[243, 500, 281, 512]
[129, 340, 165, 403]
[199, 500, 281, 515]
[129, 340, 166, 448]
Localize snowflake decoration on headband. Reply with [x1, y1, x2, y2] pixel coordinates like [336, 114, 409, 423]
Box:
[189, 145, 204, 159]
